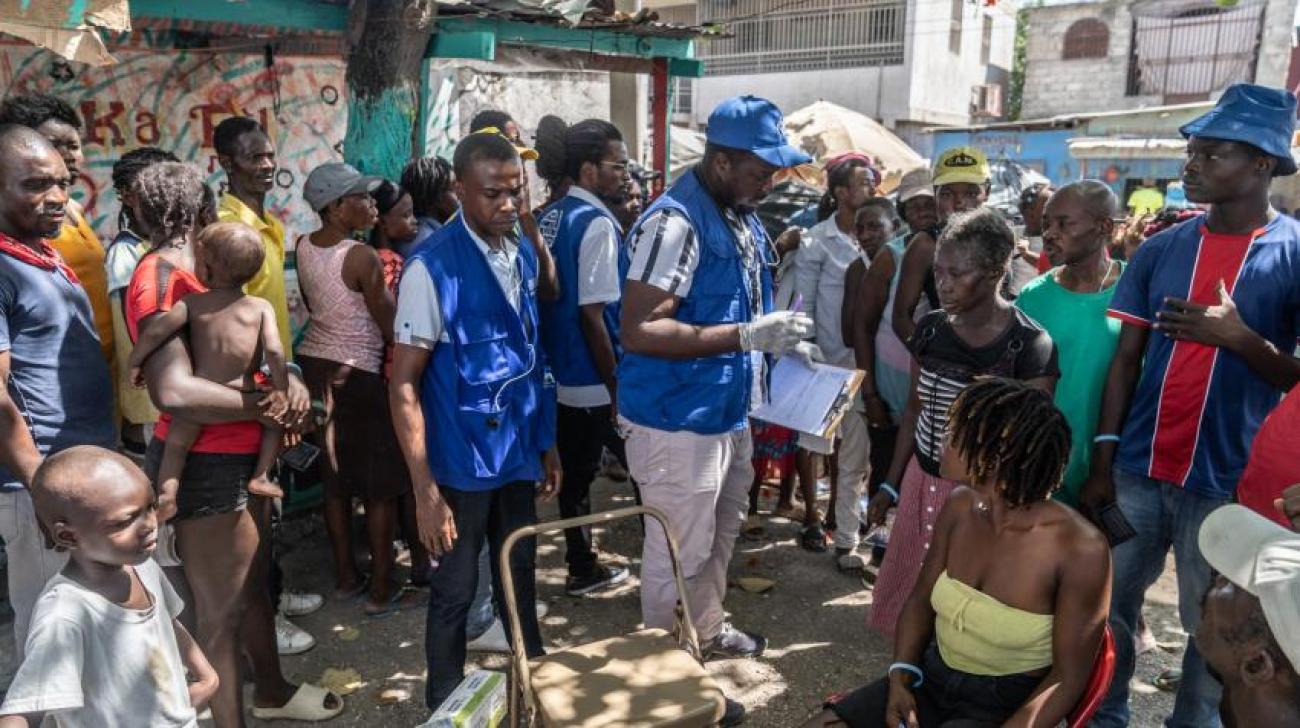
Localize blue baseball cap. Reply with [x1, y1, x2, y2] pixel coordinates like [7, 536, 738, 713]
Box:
[1180, 83, 1297, 176]
[706, 95, 812, 169]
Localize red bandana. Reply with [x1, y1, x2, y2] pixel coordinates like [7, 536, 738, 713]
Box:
[0, 231, 79, 284]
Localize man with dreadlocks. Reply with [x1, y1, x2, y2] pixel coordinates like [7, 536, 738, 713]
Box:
[534, 117, 634, 596]
[806, 377, 1110, 728]
[105, 147, 180, 458]
[864, 207, 1059, 638]
[0, 124, 115, 665]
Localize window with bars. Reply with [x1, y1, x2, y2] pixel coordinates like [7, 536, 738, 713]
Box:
[698, 0, 906, 76]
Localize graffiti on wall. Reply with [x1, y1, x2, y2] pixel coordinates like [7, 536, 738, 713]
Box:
[0, 43, 349, 242]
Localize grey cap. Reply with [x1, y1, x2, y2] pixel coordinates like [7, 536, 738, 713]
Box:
[304, 162, 382, 211]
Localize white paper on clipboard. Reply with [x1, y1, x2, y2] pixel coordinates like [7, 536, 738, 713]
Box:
[751, 357, 863, 438]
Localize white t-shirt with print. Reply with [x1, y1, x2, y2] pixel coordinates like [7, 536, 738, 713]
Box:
[0, 558, 197, 727]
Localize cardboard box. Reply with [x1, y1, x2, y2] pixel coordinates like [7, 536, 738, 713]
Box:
[419, 670, 507, 728]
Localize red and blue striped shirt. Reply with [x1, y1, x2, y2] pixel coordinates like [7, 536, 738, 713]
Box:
[1107, 215, 1300, 498]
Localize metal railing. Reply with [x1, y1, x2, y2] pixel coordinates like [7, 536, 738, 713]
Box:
[1125, 1, 1265, 101]
[699, 0, 905, 76]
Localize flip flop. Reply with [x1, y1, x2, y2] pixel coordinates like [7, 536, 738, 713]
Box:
[365, 587, 425, 619]
[800, 524, 829, 553]
[773, 504, 806, 522]
[250, 683, 344, 722]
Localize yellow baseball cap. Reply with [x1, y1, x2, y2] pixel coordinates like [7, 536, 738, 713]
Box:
[932, 146, 990, 188]
[473, 126, 539, 161]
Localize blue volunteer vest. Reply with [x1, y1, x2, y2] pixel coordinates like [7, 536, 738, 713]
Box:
[617, 169, 773, 434]
[407, 217, 556, 491]
[537, 192, 623, 388]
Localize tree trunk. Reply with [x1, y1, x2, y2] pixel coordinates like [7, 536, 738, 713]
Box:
[343, 0, 436, 178]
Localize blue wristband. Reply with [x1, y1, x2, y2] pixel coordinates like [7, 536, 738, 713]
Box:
[285, 361, 303, 378]
[880, 482, 899, 503]
[888, 661, 923, 688]
[1093, 434, 1121, 444]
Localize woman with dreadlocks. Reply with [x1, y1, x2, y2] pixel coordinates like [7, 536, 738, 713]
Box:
[805, 378, 1110, 728]
[863, 208, 1060, 637]
[105, 147, 179, 456]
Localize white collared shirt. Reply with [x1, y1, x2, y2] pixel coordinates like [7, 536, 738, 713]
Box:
[395, 218, 522, 349]
[553, 186, 623, 408]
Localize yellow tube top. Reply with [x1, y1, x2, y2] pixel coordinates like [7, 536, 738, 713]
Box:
[931, 570, 1054, 676]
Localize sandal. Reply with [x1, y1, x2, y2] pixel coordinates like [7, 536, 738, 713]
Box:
[333, 577, 369, 602]
[250, 683, 344, 721]
[365, 587, 426, 619]
[800, 524, 829, 553]
[1152, 668, 1181, 693]
[741, 514, 767, 541]
[773, 504, 806, 522]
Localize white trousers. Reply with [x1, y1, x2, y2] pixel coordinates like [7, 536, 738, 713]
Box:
[0, 489, 68, 659]
[832, 404, 871, 550]
[622, 419, 753, 642]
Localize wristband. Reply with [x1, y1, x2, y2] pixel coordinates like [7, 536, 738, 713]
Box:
[1093, 434, 1121, 444]
[880, 482, 899, 503]
[285, 361, 303, 378]
[888, 661, 923, 688]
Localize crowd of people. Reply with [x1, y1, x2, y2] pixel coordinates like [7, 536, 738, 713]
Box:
[0, 78, 1298, 728]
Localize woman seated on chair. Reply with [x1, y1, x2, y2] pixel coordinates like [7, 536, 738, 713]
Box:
[804, 378, 1111, 728]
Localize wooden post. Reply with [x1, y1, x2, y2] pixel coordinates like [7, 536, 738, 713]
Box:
[342, 0, 436, 178]
[651, 57, 670, 195]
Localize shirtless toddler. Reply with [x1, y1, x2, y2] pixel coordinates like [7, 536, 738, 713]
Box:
[129, 222, 288, 516]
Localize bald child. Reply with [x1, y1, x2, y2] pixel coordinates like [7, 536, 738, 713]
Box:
[129, 222, 289, 514]
[0, 446, 218, 727]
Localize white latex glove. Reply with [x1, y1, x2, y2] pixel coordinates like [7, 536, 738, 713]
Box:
[789, 341, 823, 368]
[738, 311, 814, 355]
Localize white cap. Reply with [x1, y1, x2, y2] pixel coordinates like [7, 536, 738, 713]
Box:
[1199, 505, 1300, 672]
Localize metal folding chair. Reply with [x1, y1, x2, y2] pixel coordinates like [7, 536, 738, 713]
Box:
[499, 505, 726, 727]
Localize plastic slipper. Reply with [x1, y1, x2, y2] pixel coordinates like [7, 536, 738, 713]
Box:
[365, 587, 425, 619]
[250, 683, 344, 722]
[773, 504, 806, 522]
[741, 515, 767, 541]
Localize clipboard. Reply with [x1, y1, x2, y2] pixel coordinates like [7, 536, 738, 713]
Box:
[751, 357, 865, 443]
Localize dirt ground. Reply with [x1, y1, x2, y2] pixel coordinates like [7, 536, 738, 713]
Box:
[1, 475, 1183, 727]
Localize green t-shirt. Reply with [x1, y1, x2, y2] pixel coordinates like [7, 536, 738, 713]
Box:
[1015, 263, 1125, 505]
[1127, 187, 1164, 216]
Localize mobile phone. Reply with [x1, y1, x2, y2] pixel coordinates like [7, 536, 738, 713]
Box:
[280, 441, 321, 472]
[1097, 501, 1137, 547]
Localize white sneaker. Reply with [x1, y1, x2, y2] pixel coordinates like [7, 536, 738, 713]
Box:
[278, 591, 324, 617]
[275, 615, 316, 655]
[466, 618, 511, 653]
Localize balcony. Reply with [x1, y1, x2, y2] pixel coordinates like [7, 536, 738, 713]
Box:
[1125, 0, 1265, 102]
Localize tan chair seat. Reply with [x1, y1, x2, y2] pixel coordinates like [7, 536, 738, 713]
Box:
[529, 628, 725, 728]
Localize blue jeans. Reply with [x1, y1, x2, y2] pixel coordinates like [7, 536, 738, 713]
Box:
[424, 482, 544, 709]
[1092, 468, 1225, 728]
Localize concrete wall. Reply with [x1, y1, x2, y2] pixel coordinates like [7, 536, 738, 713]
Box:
[695, 0, 1017, 129]
[693, 64, 911, 125]
[928, 128, 1079, 182]
[1022, 0, 1298, 120]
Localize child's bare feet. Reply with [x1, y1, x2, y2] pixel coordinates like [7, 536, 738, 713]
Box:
[248, 475, 284, 499]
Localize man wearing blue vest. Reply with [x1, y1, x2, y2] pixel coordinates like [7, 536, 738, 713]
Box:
[619, 96, 816, 716]
[537, 118, 635, 596]
[389, 130, 561, 710]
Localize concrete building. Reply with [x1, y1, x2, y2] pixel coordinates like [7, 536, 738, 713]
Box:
[647, 0, 1019, 144]
[1021, 0, 1297, 120]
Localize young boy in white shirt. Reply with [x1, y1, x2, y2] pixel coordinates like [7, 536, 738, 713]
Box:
[0, 446, 218, 728]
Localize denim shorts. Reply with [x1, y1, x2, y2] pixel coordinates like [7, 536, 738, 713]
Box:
[144, 439, 256, 521]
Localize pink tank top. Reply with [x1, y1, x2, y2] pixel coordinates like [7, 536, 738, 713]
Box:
[295, 236, 384, 373]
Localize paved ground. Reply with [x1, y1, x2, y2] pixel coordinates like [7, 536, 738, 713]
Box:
[2, 476, 1183, 726]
